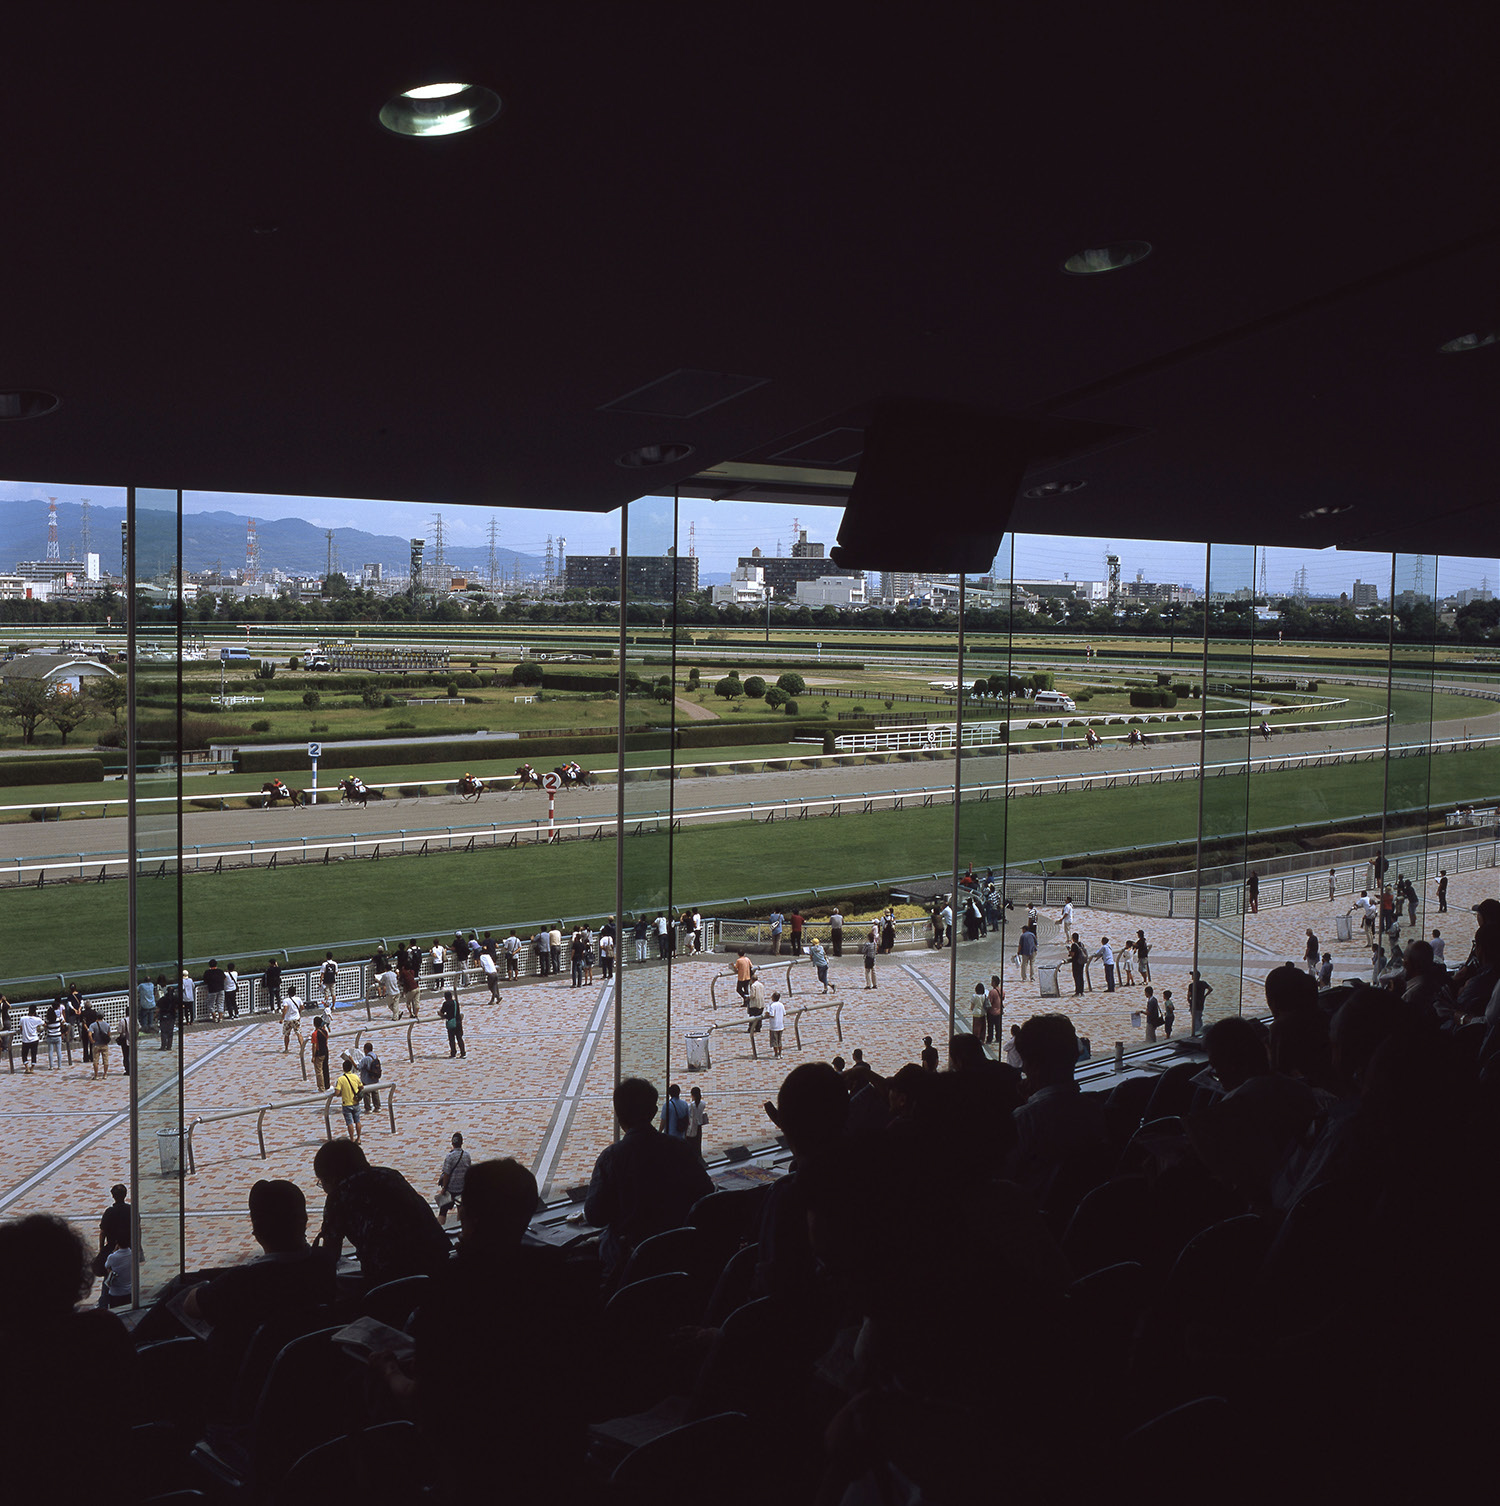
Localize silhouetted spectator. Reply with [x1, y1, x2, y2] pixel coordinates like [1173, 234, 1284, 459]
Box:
[313, 1139, 450, 1289]
[1003, 1014, 1107, 1196]
[583, 1078, 712, 1286]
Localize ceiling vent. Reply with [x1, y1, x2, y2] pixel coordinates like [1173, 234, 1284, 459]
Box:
[599, 368, 768, 419]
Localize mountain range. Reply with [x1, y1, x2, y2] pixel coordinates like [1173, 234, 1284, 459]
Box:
[0, 498, 545, 579]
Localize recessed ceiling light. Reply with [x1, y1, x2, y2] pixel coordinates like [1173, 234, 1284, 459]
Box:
[379, 82, 502, 138]
[1297, 503, 1356, 520]
[1438, 331, 1498, 353]
[0, 390, 59, 421]
[1022, 479, 1087, 499]
[616, 442, 695, 469]
[1062, 242, 1153, 276]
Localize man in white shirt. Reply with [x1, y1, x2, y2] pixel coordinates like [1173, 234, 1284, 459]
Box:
[939, 903, 954, 948]
[503, 932, 522, 978]
[1431, 930, 1445, 963]
[654, 913, 669, 959]
[1060, 898, 1074, 934]
[479, 948, 499, 1001]
[766, 991, 787, 1058]
[280, 990, 302, 1052]
[1357, 891, 1376, 941]
[430, 941, 447, 978]
[1092, 937, 1116, 992]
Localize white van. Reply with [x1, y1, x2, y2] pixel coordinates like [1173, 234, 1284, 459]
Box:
[1033, 690, 1076, 712]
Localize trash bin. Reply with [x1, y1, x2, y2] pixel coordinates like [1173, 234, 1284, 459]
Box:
[685, 1032, 711, 1072]
[156, 1127, 183, 1175]
[1038, 964, 1061, 999]
[1335, 913, 1353, 942]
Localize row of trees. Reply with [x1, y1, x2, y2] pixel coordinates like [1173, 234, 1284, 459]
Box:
[0, 673, 128, 745]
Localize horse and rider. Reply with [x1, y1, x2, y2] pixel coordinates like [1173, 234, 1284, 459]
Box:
[556, 761, 592, 788]
[1127, 727, 1149, 747]
[338, 776, 382, 806]
[261, 779, 305, 807]
[1084, 726, 1102, 750]
[514, 763, 544, 789]
[1258, 720, 1273, 742]
[457, 772, 486, 801]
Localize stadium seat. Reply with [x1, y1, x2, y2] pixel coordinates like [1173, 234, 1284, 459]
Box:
[273, 1422, 421, 1506]
[136, 1337, 212, 1438]
[1103, 1076, 1158, 1150]
[360, 1274, 429, 1330]
[689, 1185, 772, 1268]
[702, 1243, 760, 1328]
[191, 1326, 366, 1499]
[228, 1307, 338, 1423]
[1062, 1176, 1150, 1277]
[1261, 1179, 1372, 1336]
[692, 1297, 787, 1420]
[597, 1273, 697, 1415]
[1141, 1059, 1205, 1122]
[1064, 1260, 1147, 1404]
[1453, 1020, 1486, 1063]
[618, 1226, 707, 1290]
[610, 1412, 754, 1504]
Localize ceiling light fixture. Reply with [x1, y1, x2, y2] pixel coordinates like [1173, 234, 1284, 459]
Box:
[1062, 242, 1152, 276]
[0, 390, 59, 421]
[1297, 503, 1356, 521]
[1022, 479, 1087, 499]
[615, 442, 695, 469]
[1438, 331, 1498, 353]
[379, 81, 502, 138]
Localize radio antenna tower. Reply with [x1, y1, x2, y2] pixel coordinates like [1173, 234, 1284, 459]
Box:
[325, 530, 337, 580]
[79, 497, 91, 561]
[486, 515, 500, 590]
[46, 497, 60, 560]
[557, 535, 566, 587]
[245, 518, 259, 583]
[430, 512, 447, 584]
[1259, 548, 1268, 601]
[544, 534, 555, 585]
[688, 521, 697, 558]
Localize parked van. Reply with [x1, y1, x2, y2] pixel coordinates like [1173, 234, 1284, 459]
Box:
[1033, 690, 1077, 712]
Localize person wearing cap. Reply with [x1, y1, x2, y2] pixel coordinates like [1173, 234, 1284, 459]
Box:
[335, 1055, 364, 1141]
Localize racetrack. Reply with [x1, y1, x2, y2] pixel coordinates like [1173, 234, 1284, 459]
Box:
[4, 707, 1493, 867]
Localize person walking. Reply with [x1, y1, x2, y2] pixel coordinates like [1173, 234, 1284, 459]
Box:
[686, 1086, 707, 1160]
[1135, 930, 1151, 982]
[829, 907, 844, 957]
[1144, 987, 1162, 1043]
[1162, 990, 1176, 1037]
[809, 937, 832, 993]
[766, 993, 786, 1058]
[334, 1055, 364, 1142]
[985, 974, 1005, 1044]
[440, 989, 466, 1058]
[397, 956, 421, 1018]
[359, 1040, 382, 1112]
[1018, 926, 1037, 982]
[280, 989, 303, 1053]
[1437, 869, 1448, 913]
[310, 1016, 331, 1090]
[1189, 971, 1212, 1036]
[1068, 933, 1087, 996]
[436, 1132, 470, 1225]
[861, 933, 878, 989]
[1304, 930, 1320, 977]
[318, 953, 338, 1009]
[1246, 871, 1259, 914]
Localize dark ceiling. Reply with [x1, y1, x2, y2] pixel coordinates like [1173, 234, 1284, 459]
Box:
[3, 3, 1497, 555]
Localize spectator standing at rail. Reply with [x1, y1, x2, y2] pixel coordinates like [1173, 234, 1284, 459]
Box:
[359, 1040, 383, 1112]
[310, 1016, 331, 1089]
[583, 927, 596, 985]
[1246, 871, 1260, 913]
[504, 931, 523, 978]
[829, 907, 844, 957]
[769, 908, 784, 954]
[436, 1132, 471, 1225]
[440, 989, 466, 1058]
[224, 964, 239, 1019]
[261, 958, 282, 1014]
[1304, 930, 1320, 977]
[156, 976, 177, 1051]
[598, 925, 615, 980]
[280, 988, 303, 1052]
[201, 959, 227, 1024]
[549, 922, 563, 973]
[940, 901, 954, 949]
[63, 988, 87, 1066]
[533, 926, 551, 976]
[18, 1003, 42, 1072]
[570, 925, 588, 987]
[1437, 869, 1448, 912]
[318, 952, 337, 1008]
[135, 974, 156, 1031]
[479, 944, 499, 1001]
[631, 914, 649, 963]
[861, 933, 879, 989]
[788, 908, 805, 955]
[1328, 868, 1337, 901]
[429, 938, 447, 984]
[654, 912, 670, 959]
[44, 1000, 64, 1072]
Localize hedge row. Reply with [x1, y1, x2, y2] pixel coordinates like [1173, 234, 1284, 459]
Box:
[1129, 688, 1179, 708]
[673, 717, 873, 749]
[640, 656, 863, 671]
[0, 756, 104, 786]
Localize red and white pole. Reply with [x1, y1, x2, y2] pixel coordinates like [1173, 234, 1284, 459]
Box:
[548, 790, 555, 833]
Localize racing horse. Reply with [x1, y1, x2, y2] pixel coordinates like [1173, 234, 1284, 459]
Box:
[554, 763, 594, 788]
[457, 774, 486, 801]
[261, 780, 307, 808]
[338, 777, 383, 807]
[514, 763, 544, 789]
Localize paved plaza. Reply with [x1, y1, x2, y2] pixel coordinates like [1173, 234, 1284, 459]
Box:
[1, 865, 1488, 1294]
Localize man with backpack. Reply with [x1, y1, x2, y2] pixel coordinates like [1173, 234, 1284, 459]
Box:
[661, 1083, 690, 1137]
[359, 1040, 383, 1113]
[319, 952, 338, 1007]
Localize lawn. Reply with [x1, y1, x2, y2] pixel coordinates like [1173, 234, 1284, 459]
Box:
[11, 744, 1497, 986]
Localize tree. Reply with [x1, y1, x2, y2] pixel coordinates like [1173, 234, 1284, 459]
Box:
[361, 685, 384, 709]
[302, 689, 321, 711]
[511, 660, 544, 686]
[764, 686, 787, 710]
[744, 675, 767, 699]
[775, 671, 806, 696]
[322, 572, 351, 597]
[783, 698, 799, 716]
[89, 674, 129, 725]
[43, 684, 87, 745]
[0, 676, 50, 744]
[714, 674, 743, 703]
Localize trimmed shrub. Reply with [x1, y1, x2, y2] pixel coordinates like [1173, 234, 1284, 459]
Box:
[743, 676, 767, 698]
[823, 733, 836, 754]
[1129, 688, 1178, 708]
[775, 671, 807, 696]
[0, 760, 93, 789]
[250, 718, 271, 732]
[783, 699, 799, 716]
[510, 661, 544, 687]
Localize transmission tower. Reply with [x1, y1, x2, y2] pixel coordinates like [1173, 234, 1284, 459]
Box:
[1259, 548, 1268, 601]
[1412, 556, 1426, 599]
[245, 519, 259, 583]
[46, 497, 59, 560]
[79, 497, 91, 562]
[325, 529, 337, 580]
[429, 512, 447, 586]
[1105, 552, 1120, 606]
[688, 521, 697, 558]
[556, 535, 566, 589]
[544, 534, 555, 586]
[486, 515, 499, 590]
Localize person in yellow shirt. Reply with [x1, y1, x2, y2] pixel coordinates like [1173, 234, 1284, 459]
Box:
[334, 1055, 364, 1142]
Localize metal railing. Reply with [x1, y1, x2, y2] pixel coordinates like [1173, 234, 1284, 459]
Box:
[184, 1085, 399, 1172]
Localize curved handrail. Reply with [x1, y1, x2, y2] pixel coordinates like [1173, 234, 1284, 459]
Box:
[184, 1084, 398, 1171]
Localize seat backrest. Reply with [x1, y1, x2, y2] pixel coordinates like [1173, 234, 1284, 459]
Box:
[250, 1327, 365, 1492]
[603, 1271, 695, 1343]
[230, 1307, 335, 1422]
[1104, 1076, 1158, 1149]
[618, 1226, 706, 1288]
[689, 1184, 773, 1255]
[610, 1412, 752, 1503]
[274, 1422, 420, 1506]
[136, 1337, 211, 1432]
[703, 1242, 760, 1328]
[1168, 1213, 1267, 1304]
[360, 1274, 429, 1330]
[1142, 1060, 1204, 1122]
[1062, 1175, 1150, 1276]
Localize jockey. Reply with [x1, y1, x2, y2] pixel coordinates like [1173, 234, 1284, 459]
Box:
[349, 775, 365, 793]
[270, 779, 287, 794]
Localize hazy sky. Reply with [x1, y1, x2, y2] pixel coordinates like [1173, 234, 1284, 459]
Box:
[3, 477, 1494, 595]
